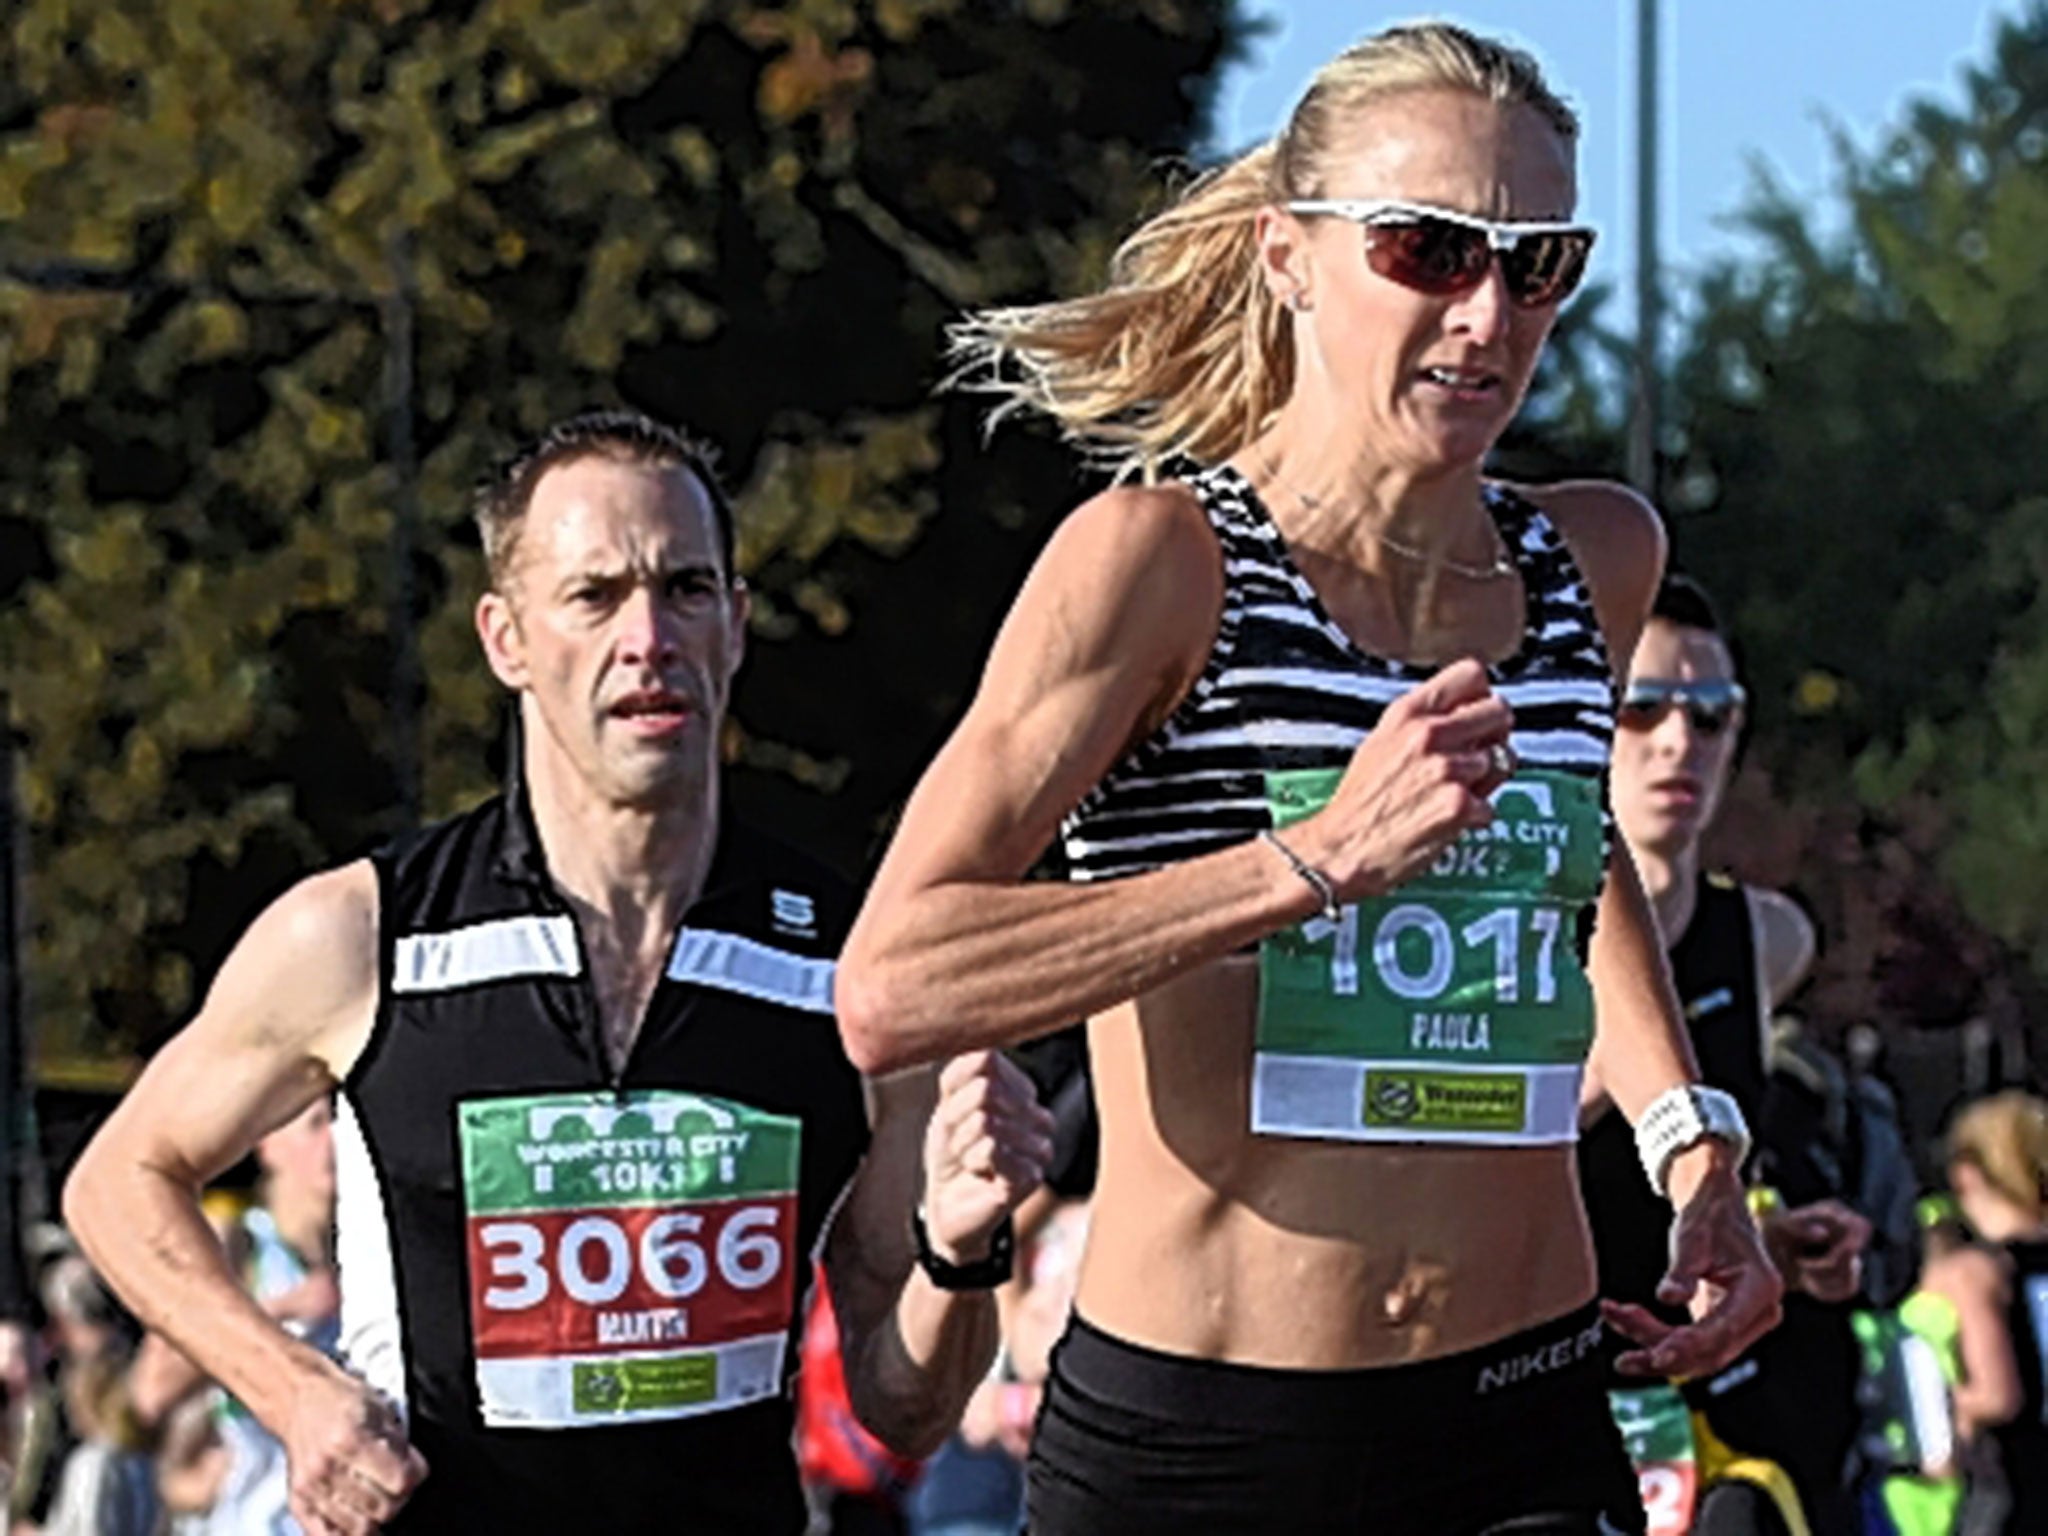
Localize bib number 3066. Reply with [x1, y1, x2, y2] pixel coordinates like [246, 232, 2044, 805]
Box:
[478, 1205, 783, 1312]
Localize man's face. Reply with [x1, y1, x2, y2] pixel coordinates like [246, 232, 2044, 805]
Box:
[1610, 618, 1744, 862]
[477, 456, 746, 810]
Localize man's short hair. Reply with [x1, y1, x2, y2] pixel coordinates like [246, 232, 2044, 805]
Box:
[474, 410, 738, 591]
[1648, 573, 1724, 636]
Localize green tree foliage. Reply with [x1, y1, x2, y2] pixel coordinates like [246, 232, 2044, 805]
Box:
[1668, 2, 2048, 1028]
[0, 0, 1246, 1060]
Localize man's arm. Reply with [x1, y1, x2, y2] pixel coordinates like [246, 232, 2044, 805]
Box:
[62, 861, 424, 1535]
[824, 1053, 1053, 1458]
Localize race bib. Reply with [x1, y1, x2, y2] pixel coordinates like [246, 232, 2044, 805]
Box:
[459, 1090, 802, 1429]
[1610, 1385, 1698, 1536]
[1253, 767, 1601, 1144]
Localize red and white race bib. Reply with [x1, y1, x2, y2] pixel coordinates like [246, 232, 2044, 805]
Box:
[458, 1090, 802, 1428]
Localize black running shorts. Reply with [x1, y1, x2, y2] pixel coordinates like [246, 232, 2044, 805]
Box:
[1027, 1303, 1645, 1536]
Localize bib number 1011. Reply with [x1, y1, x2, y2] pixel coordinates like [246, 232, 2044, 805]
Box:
[1306, 902, 1564, 1005]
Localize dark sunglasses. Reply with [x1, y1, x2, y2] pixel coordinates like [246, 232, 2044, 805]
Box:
[1618, 679, 1748, 736]
[1287, 198, 1597, 309]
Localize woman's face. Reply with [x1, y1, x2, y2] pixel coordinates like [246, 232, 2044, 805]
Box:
[1271, 90, 1577, 474]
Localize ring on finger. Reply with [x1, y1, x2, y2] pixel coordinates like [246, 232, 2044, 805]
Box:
[1488, 742, 1516, 779]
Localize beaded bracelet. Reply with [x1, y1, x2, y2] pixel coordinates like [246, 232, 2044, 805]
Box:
[1260, 829, 1341, 922]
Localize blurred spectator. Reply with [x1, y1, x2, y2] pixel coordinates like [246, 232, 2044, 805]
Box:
[35, 1252, 156, 1536]
[798, 1264, 922, 1536]
[1937, 1091, 2048, 1534]
[1866, 1195, 1989, 1536]
[1683, 1016, 1913, 1533]
[5, 1228, 73, 1532]
[130, 1095, 340, 1536]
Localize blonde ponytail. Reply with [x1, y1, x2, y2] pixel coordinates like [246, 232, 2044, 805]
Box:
[949, 21, 1580, 481]
[949, 143, 1290, 480]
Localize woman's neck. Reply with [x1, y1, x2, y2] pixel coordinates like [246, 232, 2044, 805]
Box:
[1247, 415, 1496, 574]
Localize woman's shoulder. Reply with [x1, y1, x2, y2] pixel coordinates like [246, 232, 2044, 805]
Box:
[1925, 1240, 2010, 1300]
[1501, 478, 1665, 581]
[999, 477, 1225, 682]
[1058, 476, 1217, 555]
[1498, 477, 1667, 668]
[1035, 478, 1223, 614]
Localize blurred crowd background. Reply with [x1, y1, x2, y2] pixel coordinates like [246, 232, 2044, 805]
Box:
[3, 1, 2048, 1532]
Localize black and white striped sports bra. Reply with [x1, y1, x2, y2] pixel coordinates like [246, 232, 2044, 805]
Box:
[1059, 462, 1618, 882]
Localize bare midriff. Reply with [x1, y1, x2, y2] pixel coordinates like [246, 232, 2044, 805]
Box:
[1075, 946, 1598, 1369]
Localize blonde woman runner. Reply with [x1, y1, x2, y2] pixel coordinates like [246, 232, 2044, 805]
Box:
[837, 24, 1781, 1535]
[1942, 1092, 2048, 1534]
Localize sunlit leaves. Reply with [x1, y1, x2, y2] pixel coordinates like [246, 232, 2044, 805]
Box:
[0, 0, 1241, 1058]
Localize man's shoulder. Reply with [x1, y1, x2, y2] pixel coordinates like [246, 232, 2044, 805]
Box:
[375, 793, 511, 876]
[1740, 885, 1818, 1006]
[711, 818, 860, 955]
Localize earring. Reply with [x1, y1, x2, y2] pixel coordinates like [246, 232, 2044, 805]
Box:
[1287, 290, 1311, 313]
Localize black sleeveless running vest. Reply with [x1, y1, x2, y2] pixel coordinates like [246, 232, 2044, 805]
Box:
[336, 784, 868, 1534]
[1992, 1237, 2048, 1527]
[1578, 872, 1767, 1318]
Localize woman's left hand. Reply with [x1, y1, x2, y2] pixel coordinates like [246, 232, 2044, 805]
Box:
[1606, 1145, 1783, 1380]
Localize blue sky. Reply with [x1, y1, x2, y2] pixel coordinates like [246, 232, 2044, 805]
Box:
[1213, 2, 2025, 317]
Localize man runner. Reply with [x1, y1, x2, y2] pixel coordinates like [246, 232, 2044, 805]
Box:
[65, 411, 1051, 1535]
[1581, 575, 1869, 1535]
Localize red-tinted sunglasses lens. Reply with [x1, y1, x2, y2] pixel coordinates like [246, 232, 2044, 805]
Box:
[1364, 218, 1492, 297]
[1364, 217, 1593, 308]
[1501, 231, 1593, 308]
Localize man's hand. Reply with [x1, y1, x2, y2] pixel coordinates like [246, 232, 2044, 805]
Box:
[1606, 1144, 1783, 1380]
[1763, 1198, 1870, 1304]
[922, 1051, 1055, 1265]
[282, 1361, 427, 1536]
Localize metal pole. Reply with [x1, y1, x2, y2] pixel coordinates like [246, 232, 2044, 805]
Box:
[1627, 0, 1662, 498]
[382, 234, 421, 829]
[0, 692, 31, 1319]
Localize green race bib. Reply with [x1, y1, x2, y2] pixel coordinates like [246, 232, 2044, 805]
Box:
[458, 1089, 802, 1428]
[1610, 1384, 1699, 1535]
[1252, 767, 1601, 1144]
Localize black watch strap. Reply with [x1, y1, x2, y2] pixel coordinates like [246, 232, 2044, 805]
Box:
[910, 1206, 1014, 1291]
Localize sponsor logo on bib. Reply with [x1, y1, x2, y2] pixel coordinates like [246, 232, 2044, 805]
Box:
[1362, 1070, 1527, 1133]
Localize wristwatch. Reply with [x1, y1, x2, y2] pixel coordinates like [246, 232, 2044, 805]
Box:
[1635, 1084, 1752, 1198]
[910, 1206, 1014, 1291]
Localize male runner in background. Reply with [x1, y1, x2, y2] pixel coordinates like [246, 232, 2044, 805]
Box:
[1581, 575, 1870, 1535]
[66, 411, 1051, 1535]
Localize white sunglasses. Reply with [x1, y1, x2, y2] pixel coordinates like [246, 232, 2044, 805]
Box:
[1286, 198, 1597, 308]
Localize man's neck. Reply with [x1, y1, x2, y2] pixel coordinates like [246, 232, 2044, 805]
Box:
[522, 748, 720, 949]
[1634, 842, 1700, 951]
